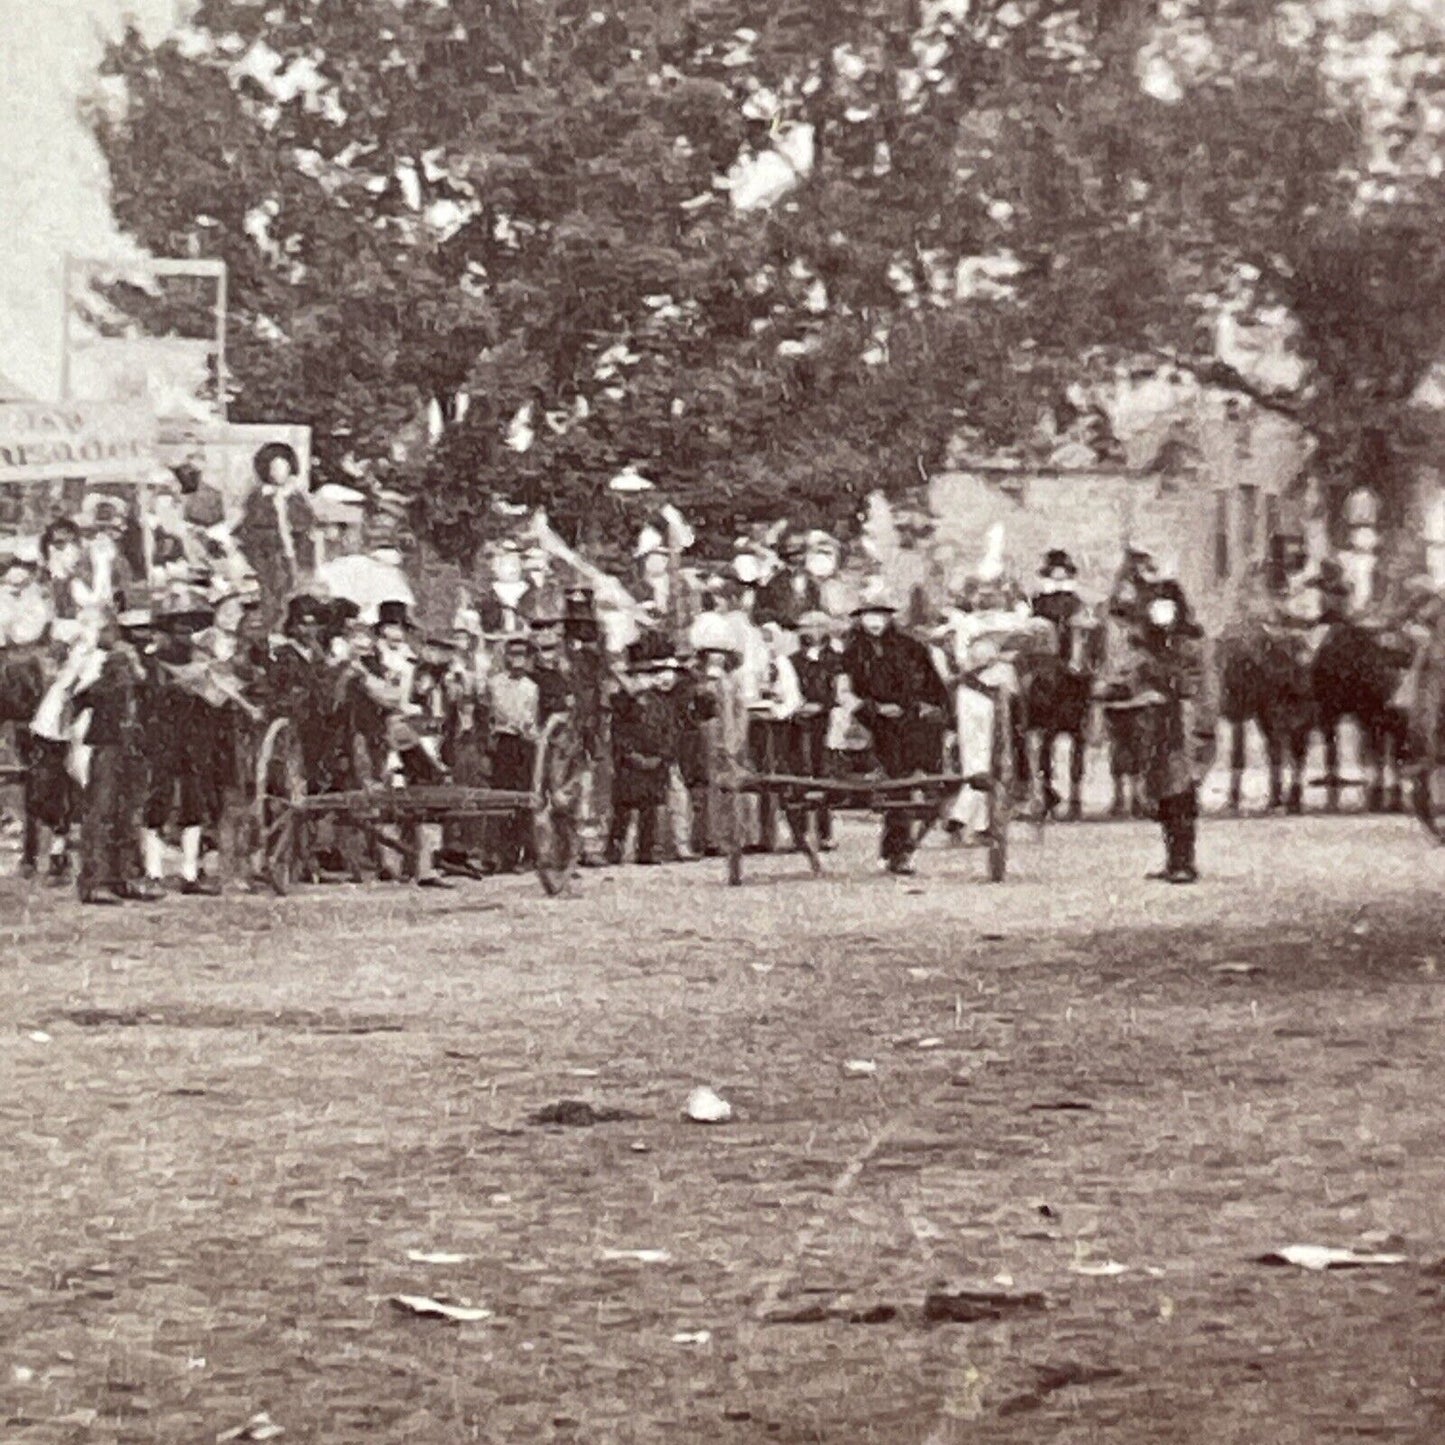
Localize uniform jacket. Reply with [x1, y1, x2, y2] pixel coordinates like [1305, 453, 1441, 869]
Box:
[1134, 631, 1219, 801]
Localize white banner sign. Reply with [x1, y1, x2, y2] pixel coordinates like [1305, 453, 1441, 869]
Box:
[0, 401, 156, 484]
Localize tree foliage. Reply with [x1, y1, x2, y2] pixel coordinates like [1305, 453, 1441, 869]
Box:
[91, 0, 1445, 557]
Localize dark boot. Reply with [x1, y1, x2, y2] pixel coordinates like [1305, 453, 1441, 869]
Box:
[1171, 790, 1200, 882]
[1147, 796, 1181, 881]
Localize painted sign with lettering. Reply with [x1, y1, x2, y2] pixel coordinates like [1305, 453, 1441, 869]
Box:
[0, 402, 156, 484]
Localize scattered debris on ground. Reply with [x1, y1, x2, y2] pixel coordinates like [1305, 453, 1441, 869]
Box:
[685, 1086, 732, 1123]
[1256, 1245, 1408, 1271]
[389, 1295, 494, 1323]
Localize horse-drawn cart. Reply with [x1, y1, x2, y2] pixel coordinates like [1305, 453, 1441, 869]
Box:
[249, 707, 589, 897]
[711, 673, 1021, 886]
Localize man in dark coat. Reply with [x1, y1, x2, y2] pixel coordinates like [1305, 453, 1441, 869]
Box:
[233, 442, 317, 623]
[74, 611, 156, 905]
[1132, 578, 1217, 884]
[841, 587, 950, 874]
[1032, 548, 1087, 665]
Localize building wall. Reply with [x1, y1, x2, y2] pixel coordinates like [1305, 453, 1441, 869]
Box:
[928, 467, 1284, 629]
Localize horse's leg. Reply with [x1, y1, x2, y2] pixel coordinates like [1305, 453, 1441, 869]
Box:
[1066, 725, 1085, 821]
[1386, 709, 1407, 812]
[1038, 729, 1059, 817]
[1359, 715, 1385, 813]
[1107, 716, 1128, 818]
[1228, 715, 1247, 814]
[1322, 715, 1341, 813]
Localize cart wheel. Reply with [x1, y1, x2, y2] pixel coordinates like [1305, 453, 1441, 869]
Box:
[987, 693, 1013, 883]
[533, 713, 584, 897]
[255, 718, 304, 896]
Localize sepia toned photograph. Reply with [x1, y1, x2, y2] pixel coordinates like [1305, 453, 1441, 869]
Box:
[2, 0, 1444, 1440]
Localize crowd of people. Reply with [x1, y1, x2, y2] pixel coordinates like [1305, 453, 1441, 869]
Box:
[3, 454, 1440, 903]
[0, 463, 1195, 899]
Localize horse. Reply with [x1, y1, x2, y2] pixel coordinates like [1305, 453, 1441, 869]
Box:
[1405, 609, 1445, 839]
[1215, 620, 1313, 814]
[1310, 620, 1412, 812]
[1016, 609, 1106, 821]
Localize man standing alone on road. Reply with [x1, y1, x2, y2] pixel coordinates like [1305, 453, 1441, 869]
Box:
[1133, 578, 1217, 884]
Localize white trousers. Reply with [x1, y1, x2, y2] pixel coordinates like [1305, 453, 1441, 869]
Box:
[948, 685, 995, 834]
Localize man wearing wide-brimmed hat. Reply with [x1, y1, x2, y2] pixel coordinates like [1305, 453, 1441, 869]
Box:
[841, 579, 950, 874]
[234, 441, 318, 619]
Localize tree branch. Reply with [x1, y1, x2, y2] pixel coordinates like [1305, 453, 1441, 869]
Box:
[1152, 347, 1310, 426]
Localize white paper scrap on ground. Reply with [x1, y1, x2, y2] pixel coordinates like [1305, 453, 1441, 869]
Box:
[601, 1248, 673, 1264]
[686, 1086, 733, 1123]
[217, 1413, 285, 1443]
[406, 1251, 470, 1266]
[843, 1060, 877, 1078]
[390, 1295, 493, 1323]
[1257, 1245, 1407, 1271]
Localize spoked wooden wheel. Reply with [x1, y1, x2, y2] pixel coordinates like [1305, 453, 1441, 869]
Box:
[533, 713, 585, 897]
[254, 718, 305, 896]
[986, 690, 1014, 883]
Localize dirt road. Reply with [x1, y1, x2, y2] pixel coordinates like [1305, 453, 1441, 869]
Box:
[2, 814, 1443, 1443]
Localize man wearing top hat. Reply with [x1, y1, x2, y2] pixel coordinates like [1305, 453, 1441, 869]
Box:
[77, 492, 140, 615]
[1032, 548, 1087, 665]
[841, 581, 951, 874]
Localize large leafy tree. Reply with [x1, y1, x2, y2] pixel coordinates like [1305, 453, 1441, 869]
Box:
[91, 0, 1445, 558]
